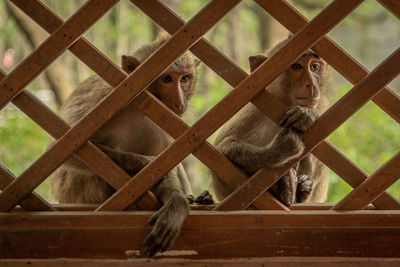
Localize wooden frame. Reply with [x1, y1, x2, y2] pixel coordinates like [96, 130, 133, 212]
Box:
[0, 0, 400, 259]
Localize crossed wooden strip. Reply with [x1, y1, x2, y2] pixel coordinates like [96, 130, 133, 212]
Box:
[132, 0, 400, 210]
[218, 43, 400, 210]
[247, 0, 400, 211]
[0, 0, 243, 211]
[8, 0, 286, 210]
[94, 0, 367, 211]
[0, 0, 161, 211]
[1, 0, 399, 212]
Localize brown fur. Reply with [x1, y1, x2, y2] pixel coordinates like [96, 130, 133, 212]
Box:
[50, 33, 200, 256]
[211, 38, 330, 206]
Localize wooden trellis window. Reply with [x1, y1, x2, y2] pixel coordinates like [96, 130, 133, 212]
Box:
[1, 0, 400, 261]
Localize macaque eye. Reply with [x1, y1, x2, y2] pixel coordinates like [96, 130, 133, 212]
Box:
[161, 74, 172, 83]
[291, 63, 303, 70]
[310, 63, 320, 72]
[180, 75, 191, 83]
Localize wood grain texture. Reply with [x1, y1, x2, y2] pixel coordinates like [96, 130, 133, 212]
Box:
[252, 89, 400, 210]
[1, 68, 159, 210]
[215, 0, 366, 210]
[10, 0, 254, 210]
[255, 0, 400, 124]
[0, 0, 119, 109]
[1, 211, 400, 258]
[313, 142, 400, 210]
[333, 152, 400, 210]
[0, 166, 55, 211]
[0, 0, 241, 211]
[2, 258, 400, 267]
[218, 46, 400, 210]
[131, 0, 287, 210]
[98, 0, 362, 211]
[379, 0, 400, 20]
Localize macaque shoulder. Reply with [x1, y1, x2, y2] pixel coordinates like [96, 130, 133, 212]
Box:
[60, 76, 112, 125]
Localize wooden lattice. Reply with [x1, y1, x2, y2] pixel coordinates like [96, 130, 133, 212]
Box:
[1, 0, 400, 259]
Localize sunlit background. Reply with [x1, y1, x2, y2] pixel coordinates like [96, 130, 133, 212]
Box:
[1, 0, 399, 203]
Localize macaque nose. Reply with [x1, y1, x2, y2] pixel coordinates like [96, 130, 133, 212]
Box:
[174, 103, 185, 115]
[306, 84, 315, 97]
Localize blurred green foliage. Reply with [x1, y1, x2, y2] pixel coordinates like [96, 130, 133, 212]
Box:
[0, 0, 399, 204]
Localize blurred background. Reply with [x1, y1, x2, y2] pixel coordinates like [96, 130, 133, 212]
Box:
[0, 0, 399, 203]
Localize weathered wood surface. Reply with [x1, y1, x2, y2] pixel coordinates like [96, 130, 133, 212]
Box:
[256, 0, 400, 124]
[2, 258, 400, 267]
[1, 211, 400, 258]
[0, 0, 241, 211]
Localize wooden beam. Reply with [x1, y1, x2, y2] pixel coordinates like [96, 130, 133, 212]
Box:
[333, 152, 400, 210]
[98, 0, 361, 212]
[0, 68, 160, 211]
[255, 0, 400, 124]
[0, 0, 119, 109]
[1, 211, 400, 258]
[1, 258, 400, 267]
[0, 0, 241, 211]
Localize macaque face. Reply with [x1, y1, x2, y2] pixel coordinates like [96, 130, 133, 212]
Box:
[248, 52, 326, 109]
[287, 54, 326, 108]
[150, 69, 195, 116]
[121, 55, 198, 116]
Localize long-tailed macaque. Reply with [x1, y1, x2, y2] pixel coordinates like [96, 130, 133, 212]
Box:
[50, 34, 201, 256]
[212, 39, 330, 206]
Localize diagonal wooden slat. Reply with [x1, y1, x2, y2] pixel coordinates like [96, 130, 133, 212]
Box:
[10, 0, 284, 211]
[0, 66, 160, 211]
[0, 0, 119, 110]
[252, 90, 400, 210]
[96, 0, 363, 211]
[333, 152, 400, 210]
[0, 166, 55, 211]
[378, 0, 400, 20]
[255, 0, 400, 124]
[0, 0, 242, 211]
[133, 0, 400, 210]
[217, 45, 400, 210]
[133, 92, 288, 210]
[313, 142, 400, 210]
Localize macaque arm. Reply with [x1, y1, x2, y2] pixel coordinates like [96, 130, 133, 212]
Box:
[219, 129, 304, 175]
[63, 144, 154, 176]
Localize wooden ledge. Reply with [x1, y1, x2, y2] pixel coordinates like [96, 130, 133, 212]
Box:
[1, 257, 400, 267]
[1, 211, 400, 258]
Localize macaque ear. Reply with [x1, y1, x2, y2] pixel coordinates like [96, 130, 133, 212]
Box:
[249, 55, 268, 72]
[194, 58, 201, 68]
[121, 55, 140, 73]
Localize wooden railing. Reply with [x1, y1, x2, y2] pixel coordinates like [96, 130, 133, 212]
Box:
[0, 0, 400, 259]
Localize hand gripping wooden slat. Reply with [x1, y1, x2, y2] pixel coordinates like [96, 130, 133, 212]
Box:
[96, 0, 362, 211]
[11, 0, 283, 210]
[0, 0, 242, 211]
[333, 152, 400, 210]
[131, 0, 400, 211]
[255, 0, 400, 124]
[252, 90, 400, 210]
[133, 92, 288, 210]
[0, 0, 119, 110]
[129, 0, 287, 210]
[217, 45, 400, 210]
